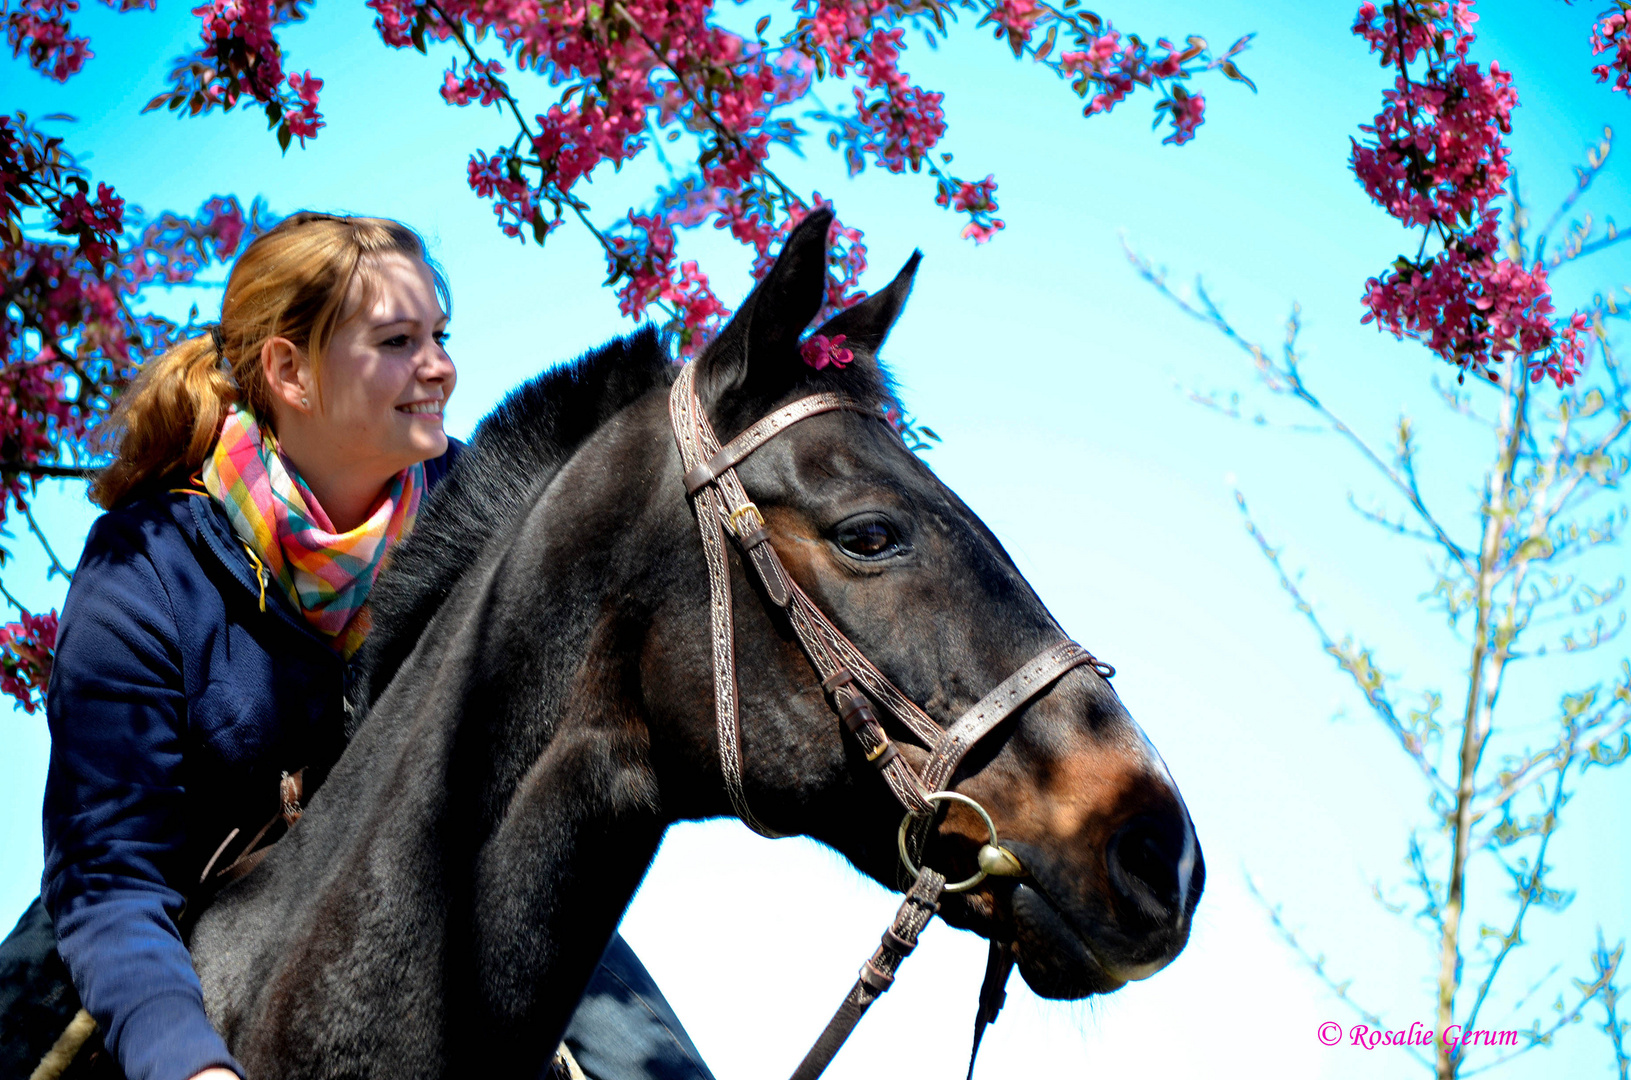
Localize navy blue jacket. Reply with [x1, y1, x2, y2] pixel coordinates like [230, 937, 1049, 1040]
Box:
[42, 448, 459, 1080]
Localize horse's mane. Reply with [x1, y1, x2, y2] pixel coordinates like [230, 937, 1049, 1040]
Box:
[352, 326, 672, 715]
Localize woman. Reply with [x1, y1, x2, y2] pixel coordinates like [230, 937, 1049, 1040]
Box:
[31, 213, 712, 1080]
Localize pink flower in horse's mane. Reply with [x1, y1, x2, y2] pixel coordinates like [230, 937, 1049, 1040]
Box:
[800, 332, 854, 370]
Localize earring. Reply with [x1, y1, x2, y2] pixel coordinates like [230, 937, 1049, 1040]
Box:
[301, 396, 310, 409]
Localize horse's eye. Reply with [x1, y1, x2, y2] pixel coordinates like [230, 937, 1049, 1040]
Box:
[835, 518, 901, 560]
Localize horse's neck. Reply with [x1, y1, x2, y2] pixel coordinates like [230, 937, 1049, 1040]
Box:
[196, 471, 667, 1075]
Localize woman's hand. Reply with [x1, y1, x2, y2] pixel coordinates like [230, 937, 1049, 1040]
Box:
[189, 1069, 240, 1080]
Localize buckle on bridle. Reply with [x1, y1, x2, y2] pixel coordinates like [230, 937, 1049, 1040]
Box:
[726, 501, 764, 536]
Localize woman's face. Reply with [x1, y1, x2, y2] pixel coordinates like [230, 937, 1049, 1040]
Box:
[308, 251, 455, 477]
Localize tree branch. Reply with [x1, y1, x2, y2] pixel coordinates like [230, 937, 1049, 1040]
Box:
[0, 461, 96, 479]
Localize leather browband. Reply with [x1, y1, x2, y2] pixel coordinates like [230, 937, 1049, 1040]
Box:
[683, 393, 878, 494]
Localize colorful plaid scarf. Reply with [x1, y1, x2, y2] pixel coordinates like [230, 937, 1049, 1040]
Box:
[202, 407, 423, 658]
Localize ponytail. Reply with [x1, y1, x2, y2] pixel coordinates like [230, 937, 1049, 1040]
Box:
[90, 333, 237, 507]
[90, 212, 448, 509]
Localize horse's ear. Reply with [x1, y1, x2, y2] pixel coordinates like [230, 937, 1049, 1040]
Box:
[695, 207, 833, 405]
[809, 250, 921, 364]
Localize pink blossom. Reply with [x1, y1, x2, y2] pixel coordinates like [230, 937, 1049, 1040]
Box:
[1350, 0, 1581, 388]
[4, 0, 92, 81]
[367, 0, 420, 48]
[1591, 9, 1631, 96]
[800, 332, 855, 370]
[959, 218, 1005, 244]
[283, 70, 324, 143]
[441, 59, 507, 108]
[0, 610, 58, 714]
[936, 175, 999, 214]
[191, 0, 284, 104]
[990, 0, 1041, 43]
[1161, 89, 1205, 146]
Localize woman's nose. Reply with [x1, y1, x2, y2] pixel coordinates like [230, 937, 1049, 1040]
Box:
[421, 343, 455, 384]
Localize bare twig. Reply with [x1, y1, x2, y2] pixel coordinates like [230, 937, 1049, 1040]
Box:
[1245, 872, 1435, 1069]
[23, 503, 73, 582]
[1458, 744, 1576, 1051]
[1234, 489, 1453, 793]
[0, 578, 29, 616]
[1127, 243, 1476, 571]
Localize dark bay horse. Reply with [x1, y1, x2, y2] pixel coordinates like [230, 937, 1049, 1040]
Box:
[188, 209, 1204, 1077]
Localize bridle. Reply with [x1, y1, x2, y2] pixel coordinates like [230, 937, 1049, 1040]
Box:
[668, 362, 1116, 1079]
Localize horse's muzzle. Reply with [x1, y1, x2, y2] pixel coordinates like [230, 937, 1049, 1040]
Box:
[1004, 805, 1205, 999]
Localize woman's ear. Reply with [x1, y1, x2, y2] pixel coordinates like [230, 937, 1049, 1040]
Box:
[261, 336, 314, 415]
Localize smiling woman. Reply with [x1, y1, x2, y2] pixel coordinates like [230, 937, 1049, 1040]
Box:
[261, 247, 457, 532]
[8, 212, 716, 1080]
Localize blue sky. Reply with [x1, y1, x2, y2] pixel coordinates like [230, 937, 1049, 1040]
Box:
[6, 1, 1630, 1076]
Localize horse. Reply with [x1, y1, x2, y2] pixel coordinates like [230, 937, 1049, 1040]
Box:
[187, 207, 1205, 1078]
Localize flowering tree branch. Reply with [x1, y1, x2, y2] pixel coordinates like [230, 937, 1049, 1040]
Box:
[2, 108, 267, 713]
[1126, 248, 1479, 570]
[1137, 120, 1631, 1070]
[2, 1, 1258, 714]
[1352, 1, 1587, 388]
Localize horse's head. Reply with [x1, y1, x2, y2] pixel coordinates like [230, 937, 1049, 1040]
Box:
[633, 209, 1203, 1000]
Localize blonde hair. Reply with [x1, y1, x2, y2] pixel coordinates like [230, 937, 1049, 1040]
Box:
[91, 212, 449, 508]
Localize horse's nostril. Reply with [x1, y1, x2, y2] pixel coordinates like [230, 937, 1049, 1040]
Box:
[1107, 813, 1187, 924]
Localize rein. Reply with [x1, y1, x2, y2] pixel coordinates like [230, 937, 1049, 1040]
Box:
[668, 363, 1115, 1078]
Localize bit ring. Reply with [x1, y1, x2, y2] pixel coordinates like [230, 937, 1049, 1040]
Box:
[897, 791, 999, 894]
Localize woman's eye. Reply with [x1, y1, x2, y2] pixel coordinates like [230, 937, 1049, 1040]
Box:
[835, 519, 901, 560]
[382, 334, 411, 348]
[433, 330, 451, 347]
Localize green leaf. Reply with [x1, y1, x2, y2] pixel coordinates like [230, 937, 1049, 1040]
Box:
[1035, 24, 1058, 63]
[1514, 535, 1554, 562]
[1220, 60, 1256, 92]
[277, 122, 292, 154]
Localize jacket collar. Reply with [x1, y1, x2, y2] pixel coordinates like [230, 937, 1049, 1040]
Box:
[181, 492, 326, 644]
